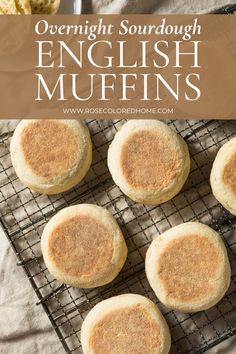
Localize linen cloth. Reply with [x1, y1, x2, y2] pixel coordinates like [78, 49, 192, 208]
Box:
[1, 1, 236, 353]
[89, 0, 236, 14]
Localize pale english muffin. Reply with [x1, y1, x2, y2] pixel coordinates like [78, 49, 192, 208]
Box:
[210, 137, 236, 215]
[81, 294, 171, 354]
[29, 0, 60, 14]
[0, 0, 31, 14]
[107, 120, 190, 205]
[145, 222, 231, 313]
[10, 119, 92, 195]
[41, 204, 128, 288]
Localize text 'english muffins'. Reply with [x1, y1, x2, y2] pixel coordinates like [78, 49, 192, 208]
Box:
[145, 222, 231, 313]
[10, 119, 92, 195]
[108, 120, 190, 205]
[41, 204, 128, 288]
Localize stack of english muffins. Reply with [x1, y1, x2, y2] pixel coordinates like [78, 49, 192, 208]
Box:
[10, 119, 233, 354]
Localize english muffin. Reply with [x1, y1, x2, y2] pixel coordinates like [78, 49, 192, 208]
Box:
[210, 137, 236, 215]
[81, 294, 171, 354]
[41, 204, 128, 288]
[0, 0, 31, 14]
[10, 119, 92, 195]
[145, 222, 231, 313]
[107, 120, 190, 205]
[29, 0, 60, 14]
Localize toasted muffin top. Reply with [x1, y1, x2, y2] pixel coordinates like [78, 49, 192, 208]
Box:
[29, 0, 60, 14]
[89, 305, 161, 354]
[120, 130, 181, 191]
[48, 215, 114, 279]
[21, 120, 79, 180]
[223, 152, 236, 195]
[157, 234, 220, 302]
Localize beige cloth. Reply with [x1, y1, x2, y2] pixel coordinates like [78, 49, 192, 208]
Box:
[89, 0, 236, 14]
[0, 229, 63, 354]
[1, 0, 236, 353]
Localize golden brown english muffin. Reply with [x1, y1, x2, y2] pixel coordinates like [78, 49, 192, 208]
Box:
[10, 119, 92, 195]
[210, 137, 236, 215]
[108, 120, 190, 205]
[146, 222, 231, 313]
[41, 204, 128, 288]
[29, 0, 60, 14]
[81, 294, 171, 354]
[0, 0, 31, 14]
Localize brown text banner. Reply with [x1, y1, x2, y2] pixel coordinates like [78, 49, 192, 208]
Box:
[0, 15, 235, 119]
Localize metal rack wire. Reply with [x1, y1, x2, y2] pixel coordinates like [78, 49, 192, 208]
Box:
[0, 119, 236, 354]
[212, 3, 236, 13]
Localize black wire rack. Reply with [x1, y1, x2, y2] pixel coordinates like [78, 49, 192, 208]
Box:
[0, 119, 236, 354]
[212, 3, 236, 13]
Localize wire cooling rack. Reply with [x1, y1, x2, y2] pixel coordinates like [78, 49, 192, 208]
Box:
[0, 119, 236, 354]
